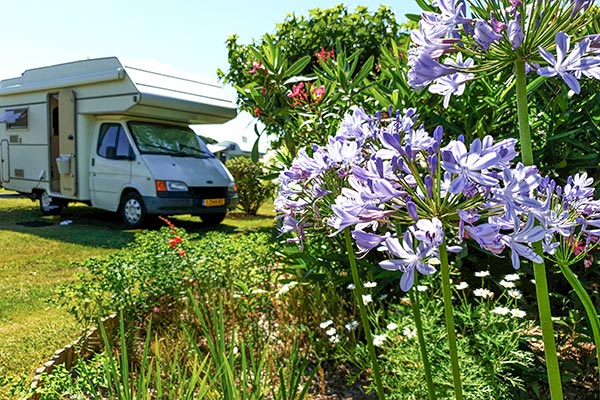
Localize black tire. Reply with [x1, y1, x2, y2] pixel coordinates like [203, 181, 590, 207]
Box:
[120, 192, 147, 228]
[39, 191, 64, 216]
[200, 212, 227, 226]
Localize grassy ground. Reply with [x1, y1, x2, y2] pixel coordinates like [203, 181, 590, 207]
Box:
[0, 188, 275, 398]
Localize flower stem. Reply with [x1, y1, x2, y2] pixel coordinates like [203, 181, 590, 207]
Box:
[515, 60, 563, 399]
[514, 60, 534, 166]
[439, 239, 463, 400]
[344, 228, 385, 399]
[557, 262, 600, 391]
[409, 287, 437, 400]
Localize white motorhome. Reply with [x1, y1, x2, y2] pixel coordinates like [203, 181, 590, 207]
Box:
[0, 57, 238, 227]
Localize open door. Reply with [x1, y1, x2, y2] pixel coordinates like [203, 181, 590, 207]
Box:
[57, 90, 76, 197]
[48, 95, 60, 192]
[0, 139, 8, 184]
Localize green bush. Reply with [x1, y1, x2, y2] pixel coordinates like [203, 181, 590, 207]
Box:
[56, 224, 279, 329]
[226, 157, 274, 215]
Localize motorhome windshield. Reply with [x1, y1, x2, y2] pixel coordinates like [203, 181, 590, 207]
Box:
[128, 121, 214, 158]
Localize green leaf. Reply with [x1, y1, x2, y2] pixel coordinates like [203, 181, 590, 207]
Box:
[414, 0, 433, 11]
[284, 55, 312, 77]
[353, 55, 375, 84]
[405, 13, 422, 22]
[526, 75, 547, 94]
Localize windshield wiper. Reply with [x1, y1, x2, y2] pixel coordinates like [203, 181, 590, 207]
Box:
[178, 143, 214, 158]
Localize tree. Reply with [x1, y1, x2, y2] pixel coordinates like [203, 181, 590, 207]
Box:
[217, 5, 404, 161]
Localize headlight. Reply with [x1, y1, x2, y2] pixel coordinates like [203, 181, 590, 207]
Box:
[156, 180, 189, 192]
[227, 182, 238, 196]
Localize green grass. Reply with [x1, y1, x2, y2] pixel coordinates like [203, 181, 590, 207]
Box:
[0, 188, 275, 398]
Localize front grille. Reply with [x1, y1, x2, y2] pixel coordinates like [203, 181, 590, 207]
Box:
[189, 186, 228, 199]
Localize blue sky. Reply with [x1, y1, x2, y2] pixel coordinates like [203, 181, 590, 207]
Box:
[0, 1, 421, 82]
[0, 1, 421, 148]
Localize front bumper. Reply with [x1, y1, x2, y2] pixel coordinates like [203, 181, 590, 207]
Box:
[143, 192, 238, 215]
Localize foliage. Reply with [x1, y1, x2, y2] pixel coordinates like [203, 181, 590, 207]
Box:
[219, 4, 400, 104]
[55, 225, 279, 329]
[377, 287, 535, 399]
[226, 156, 275, 215]
[218, 4, 402, 161]
[9, 304, 315, 400]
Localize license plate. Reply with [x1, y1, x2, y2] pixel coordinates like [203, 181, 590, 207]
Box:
[202, 198, 225, 207]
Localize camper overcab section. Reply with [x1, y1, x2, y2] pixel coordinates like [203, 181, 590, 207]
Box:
[0, 57, 238, 227]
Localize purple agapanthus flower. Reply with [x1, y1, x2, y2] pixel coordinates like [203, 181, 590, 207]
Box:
[441, 138, 501, 194]
[500, 216, 545, 269]
[414, 217, 444, 247]
[379, 230, 437, 291]
[538, 32, 600, 94]
[352, 229, 391, 257]
[337, 107, 374, 141]
[408, 52, 459, 89]
[428, 53, 475, 108]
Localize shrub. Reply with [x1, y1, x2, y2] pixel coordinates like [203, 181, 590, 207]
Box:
[56, 224, 279, 329]
[226, 157, 274, 215]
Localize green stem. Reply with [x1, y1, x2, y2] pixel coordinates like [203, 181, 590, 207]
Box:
[557, 262, 600, 391]
[409, 287, 437, 400]
[532, 246, 563, 400]
[514, 60, 534, 166]
[515, 60, 563, 399]
[439, 239, 463, 400]
[343, 229, 385, 399]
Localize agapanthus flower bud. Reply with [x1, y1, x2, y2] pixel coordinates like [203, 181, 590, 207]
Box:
[473, 20, 502, 51]
[406, 197, 419, 221]
[507, 15, 524, 50]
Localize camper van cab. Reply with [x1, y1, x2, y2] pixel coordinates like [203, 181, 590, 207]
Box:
[0, 57, 238, 227]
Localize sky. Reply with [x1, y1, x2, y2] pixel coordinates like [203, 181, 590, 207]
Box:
[0, 0, 421, 150]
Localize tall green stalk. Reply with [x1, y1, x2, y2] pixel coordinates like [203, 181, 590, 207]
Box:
[514, 60, 563, 400]
[557, 262, 600, 391]
[439, 239, 463, 400]
[343, 228, 385, 399]
[409, 287, 437, 400]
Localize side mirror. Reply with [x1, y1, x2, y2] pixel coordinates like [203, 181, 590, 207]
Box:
[105, 146, 117, 159]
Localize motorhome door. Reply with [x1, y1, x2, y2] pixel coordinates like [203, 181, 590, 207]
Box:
[56, 90, 76, 196]
[0, 139, 8, 184]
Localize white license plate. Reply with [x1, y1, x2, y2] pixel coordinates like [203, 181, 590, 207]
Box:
[202, 198, 225, 207]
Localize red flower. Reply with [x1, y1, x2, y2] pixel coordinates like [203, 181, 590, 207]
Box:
[253, 107, 261, 117]
[287, 82, 305, 99]
[248, 61, 267, 75]
[178, 249, 187, 257]
[312, 85, 325, 102]
[169, 236, 182, 248]
[315, 47, 335, 64]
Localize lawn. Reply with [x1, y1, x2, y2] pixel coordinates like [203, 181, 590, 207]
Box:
[0, 188, 275, 398]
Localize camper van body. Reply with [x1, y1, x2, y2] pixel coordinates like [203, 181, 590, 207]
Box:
[0, 57, 238, 227]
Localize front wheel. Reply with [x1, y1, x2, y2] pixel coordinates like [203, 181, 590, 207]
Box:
[200, 212, 226, 226]
[39, 191, 64, 216]
[120, 192, 147, 228]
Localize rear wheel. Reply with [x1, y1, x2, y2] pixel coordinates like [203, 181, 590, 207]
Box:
[200, 212, 226, 226]
[39, 191, 64, 216]
[120, 192, 147, 228]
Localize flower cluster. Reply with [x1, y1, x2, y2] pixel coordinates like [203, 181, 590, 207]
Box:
[160, 216, 187, 257]
[248, 61, 268, 75]
[315, 47, 335, 65]
[275, 106, 600, 291]
[408, 0, 600, 106]
[287, 81, 326, 107]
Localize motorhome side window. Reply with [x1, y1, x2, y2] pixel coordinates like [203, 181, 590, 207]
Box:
[0, 108, 28, 129]
[97, 123, 133, 160]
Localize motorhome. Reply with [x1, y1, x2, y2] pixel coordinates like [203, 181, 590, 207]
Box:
[0, 57, 238, 227]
